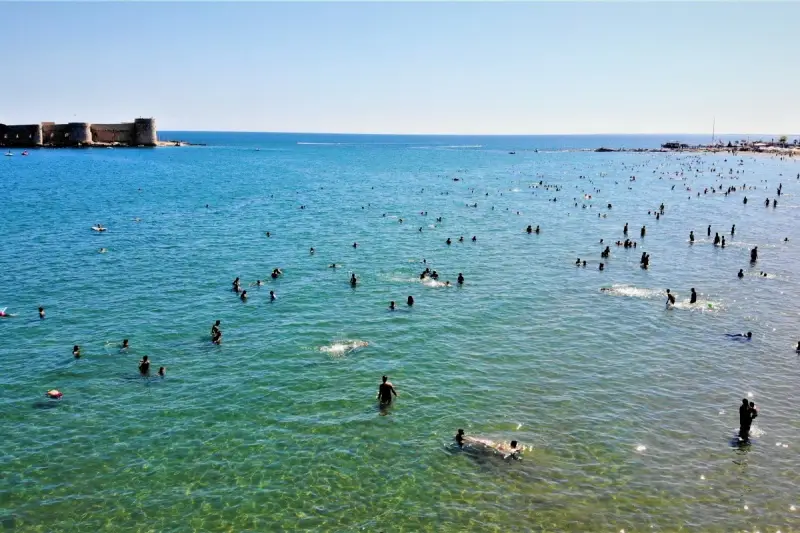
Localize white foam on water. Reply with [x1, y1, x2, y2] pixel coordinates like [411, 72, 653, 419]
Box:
[319, 340, 369, 356]
[601, 285, 663, 299]
[635, 444, 647, 452]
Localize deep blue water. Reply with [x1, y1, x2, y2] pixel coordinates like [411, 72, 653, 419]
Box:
[2, 133, 800, 532]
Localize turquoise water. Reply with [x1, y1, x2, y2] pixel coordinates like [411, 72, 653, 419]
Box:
[2, 134, 800, 532]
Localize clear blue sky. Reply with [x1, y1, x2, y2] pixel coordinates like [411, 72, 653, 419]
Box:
[2, 2, 797, 135]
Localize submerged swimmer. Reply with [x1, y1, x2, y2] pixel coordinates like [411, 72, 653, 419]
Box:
[389, 301, 396, 310]
[38, 307, 45, 319]
[139, 355, 150, 375]
[727, 331, 753, 340]
[73, 345, 81, 358]
[738, 269, 744, 279]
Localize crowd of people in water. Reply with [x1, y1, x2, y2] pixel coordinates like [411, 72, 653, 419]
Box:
[6, 150, 799, 455]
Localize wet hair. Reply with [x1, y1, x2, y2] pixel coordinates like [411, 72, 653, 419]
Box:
[747, 331, 752, 338]
[742, 398, 749, 404]
[382, 375, 388, 383]
[510, 440, 518, 447]
[457, 429, 464, 435]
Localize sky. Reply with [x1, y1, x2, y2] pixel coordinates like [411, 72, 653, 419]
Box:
[1, 2, 797, 135]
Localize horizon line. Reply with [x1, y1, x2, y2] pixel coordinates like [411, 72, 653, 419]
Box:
[158, 129, 798, 138]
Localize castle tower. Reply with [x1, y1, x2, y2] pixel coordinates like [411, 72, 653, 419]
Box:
[134, 118, 157, 146]
[68, 122, 92, 145]
[33, 124, 43, 146]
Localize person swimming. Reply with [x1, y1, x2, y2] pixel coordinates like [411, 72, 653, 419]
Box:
[232, 277, 240, 292]
[329, 263, 337, 268]
[407, 295, 414, 306]
[121, 339, 129, 350]
[270, 290, 276, 301]
[73, 345, 81, 358]
[389, 301, 396, 310]
[455, 429, 465, 448]
[158, 366, 166, 377]
[457, 273, 464, 285]
[240, 290, 248, 302]
[38, 307, 45, 319]
[309, 247, 315, 254]
[139, 355, 150, 375]
[526, 225, 532, 234]
[690, 288, 697, 304]
[446, 238, 452, 245]
[471, 236, 476, 242]
[726, 331, 753, 339]
[256, 280, 263, 286]
[350, 273, 358, 286]
[738, 269, 744, 279]
[750, 247, 758, 262]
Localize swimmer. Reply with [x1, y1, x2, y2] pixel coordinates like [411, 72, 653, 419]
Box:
[471, 236, 476, 242]
[526, 225, 532, 234]
[256, 280, 263, 286]
[575, 258, 581, 266]
[377, 375, 397, 405]
[98, 248, 108, 253]
[502, 440, 521, 460]
[721, 236, 726, 248]
[266, 231, 271, 237]
[240, 290, 248, 302]
[139, 355, 150, 375]
[158, 366, 166, 377]
[270, 290, 276, 301]
[666, 289, 676, 307]
[446, 238, 452, 245]
[211, 320, 221, 337]
[750, 247, 758, 262]
[38, 307, 45, 319]
[73, 345, 81, 358]
[796, 341, 800, 353]
[726, 331, 753, 339]
[641, 226, 646, 237]
[714, 233, 720, 246]
[329, 263, 337, 269]
[459, 236, 464, 242]
[457, 273, 464, 285]
[407, 295, 414, 306]
[350, 273, 358, 286]
[389, 301, 396, 311]
[232, 277, 240, 291]
[690, 288, 697, 304]
[353, 242, 358, 248]
[310, 247, 315, 254]
[535, 225, 540, 234]
[455, 429, 465, 448]
[121, 339, 129, 350]
[599, 263, 604, 271]
[738, 269, 744, 278]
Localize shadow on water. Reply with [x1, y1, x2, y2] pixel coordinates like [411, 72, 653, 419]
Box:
[32, 400, 62, 410]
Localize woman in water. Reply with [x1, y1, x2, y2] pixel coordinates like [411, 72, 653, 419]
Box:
[73, 345, 81, 358]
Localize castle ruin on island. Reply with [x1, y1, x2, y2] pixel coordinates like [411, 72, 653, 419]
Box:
[0, 118, 158, 147]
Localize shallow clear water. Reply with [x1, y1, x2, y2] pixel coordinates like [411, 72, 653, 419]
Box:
[2, 134, 800, 532]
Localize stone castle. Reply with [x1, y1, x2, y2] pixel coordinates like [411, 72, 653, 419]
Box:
[0, 118, 157, 147]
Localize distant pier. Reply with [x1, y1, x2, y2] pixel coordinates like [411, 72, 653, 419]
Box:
[0, 118, 159, 148]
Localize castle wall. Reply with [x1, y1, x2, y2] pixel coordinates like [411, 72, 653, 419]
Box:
[2, 119, 158, 147]
[91, 123, 135, 144]
[0, 124, 42, 146]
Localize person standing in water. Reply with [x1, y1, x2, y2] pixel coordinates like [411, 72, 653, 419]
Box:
[750, 247, 758, 263]
[666, 289, 676, 307]
[689, 231, 694, 243]
[739, 398, 754, 441]
[731, 224, 736, 236]
[457, 273, 464, 285]
[139, 355, 150, 375]
[377, 375, 397, 405]
[707, 225, 711, 237]
[73, 345, 81, 358]
[690, 288, 697, 304]
[455, 429, 465, 448]
[407, 295, 414, 306]
[738, 269, 744, 279]
[38, 307, 45, 319]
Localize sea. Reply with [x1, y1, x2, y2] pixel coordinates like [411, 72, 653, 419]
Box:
[1, 133, 799, 532]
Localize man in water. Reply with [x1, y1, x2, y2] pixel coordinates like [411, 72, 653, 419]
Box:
[457, 273, 464, 285]
[739, 398, 751, 440]
[455, 429, 465, 448]
[666, 289, 676, 307]
[38, 307, 45, 319]
[690, 288, 697, 304]
[750, 247, 758, 263]
[389, 301, 396, 311]
[727, 331, 752, 339]
[211, 320, 221, 338]
[738, 269, 744, 279]
[139, 355, 150, 375]
[377, 375, 397, 405]
[73, 345, 81, 358]
[350, 273, 358, 286]
[407, 295, 414, 306]
[689, 231, 694, 243]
